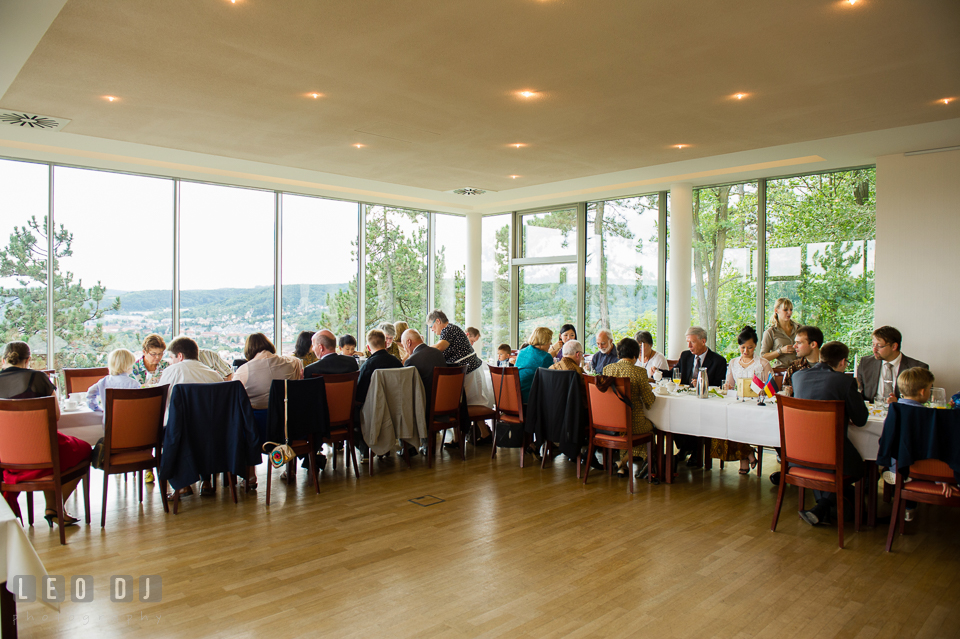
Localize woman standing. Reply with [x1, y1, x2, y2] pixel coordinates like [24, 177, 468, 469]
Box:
[719, 326, 770, 473]
[0, 342, 91, 527]
[761, 298, 800, 367]
[131, 334, 169, 386]
[548, 324, 577, 361]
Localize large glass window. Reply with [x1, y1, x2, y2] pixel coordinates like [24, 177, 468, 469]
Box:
[0, 159, 49, 369]
[518, 264, 576, 342]
[433, 214, 466, 327]
[480, 214, 511, 361]
[766, 168, 876, 360]
[363, 205, 428, 333]
[585, 195, 659, 354]
[281, 194, 359, 352]
[179, 182, 275, 362]
[692, 183, 759, 359]
[521, 208, 577, 258]
[53, 167, 174, 369]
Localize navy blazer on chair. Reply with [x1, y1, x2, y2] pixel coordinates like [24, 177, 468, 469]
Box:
[159, 381, 261, 491]
[525, 368, 586, 458]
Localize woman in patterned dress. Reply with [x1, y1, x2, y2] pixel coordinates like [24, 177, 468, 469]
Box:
[131, 333, 169, 386]
[717, 326, 770, 474]
[602, 338, 657, 477]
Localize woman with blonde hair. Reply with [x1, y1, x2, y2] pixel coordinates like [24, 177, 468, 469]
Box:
[131, 333, 169, 386]
[393, 321, 410, 361]
[515, 326, 554, 404]
[760, 297, 800, 367]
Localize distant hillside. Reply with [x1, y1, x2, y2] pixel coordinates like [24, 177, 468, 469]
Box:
[104, 284, 350, 316]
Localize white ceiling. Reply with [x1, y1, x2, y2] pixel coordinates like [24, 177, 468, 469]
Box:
[1, 0, 958, 214]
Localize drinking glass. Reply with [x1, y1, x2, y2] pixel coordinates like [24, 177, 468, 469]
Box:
[930, 387, 947, 408]
[881, 380, 894, 402]
[672, 367, 681, 385]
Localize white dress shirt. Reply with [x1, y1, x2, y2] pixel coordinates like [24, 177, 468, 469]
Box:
[877, 353, 902, 400]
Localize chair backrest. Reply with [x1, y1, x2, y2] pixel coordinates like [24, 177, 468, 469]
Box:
[776, 395, 845, 471]
[430, 366, 466, 421]
[64, 367, 110, 395]
[104, 385, 169, 453]
[318, 371, 359, 427]
[490, 366, 524, 422]
[907, 458, 955, 483]
[0, 397, 59, 474]
[584, 375, 632, 435]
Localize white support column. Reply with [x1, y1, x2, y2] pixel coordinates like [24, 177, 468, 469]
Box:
[465, 211, 483, 330]
[668, 183, 693, 358]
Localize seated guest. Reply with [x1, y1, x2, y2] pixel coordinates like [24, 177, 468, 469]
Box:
[86, 348, 141, 416]
[131, 333, 168, 386]
[635, 331, 667, 378]
[198, 348, 234, 380]
[549, 324, 577, 361]
[158, 336, 224, 497]
[292, 331, 318, 368]
[356, 329, 403, 404]
[760, 297, 800, 367]
[551, 339, 586, 374]
[365, 322, 402, 361]
[882, 367, 936, 522]
[516, 327, 554, 403]
[0, 341, 91, 527]
[401, 328, 452, 452]
[304, 330, 360, 377]
[791, 341, 869, 527]
[718, 326, 768, 474]
[465, 326, 481, 348]
[678, 326, 727, 386]
[338, 334, 358, 359]
[778, 326, 824, 397]
[495, 343, 514, 367]
[393, 322, 410, 361]
[601, 338, 657, 477]
[590, 329, 618, 374]
[857, 326, 928, 404]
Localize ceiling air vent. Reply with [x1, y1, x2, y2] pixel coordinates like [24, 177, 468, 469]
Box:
[452, 187, 487, 196]
[0, 111, 71, 131]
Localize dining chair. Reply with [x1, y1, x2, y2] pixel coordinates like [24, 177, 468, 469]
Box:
[64, 367, 109, 395]
[489, 366, 526, 463]
[583, 376, 657, 495]
[0, 397, 91, 545]
[264, 376, 331, 506]
[467, 404, 497, 445]
[426, 366, 467, 468]
[886, 459, 960, 552]
[100, 386, 169, 526]
[323, 372, 361, 478]
[771, 395, 862, 549]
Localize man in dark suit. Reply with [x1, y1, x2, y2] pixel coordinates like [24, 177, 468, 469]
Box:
[791, 340, 869, 527]
[303, 330, 359, 377]
[401, 328, 447, 399]
[856, 326, 928, 403]
[356, 329, 403, 404]
[677, 326, 727, 387]
[674, 326, 728, 466]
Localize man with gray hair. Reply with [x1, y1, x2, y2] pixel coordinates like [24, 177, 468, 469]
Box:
[551, 339, 586, 374]
[304, 329, 359, 377]
[591, 329, 618, 373]
[674, 326, 728, 467]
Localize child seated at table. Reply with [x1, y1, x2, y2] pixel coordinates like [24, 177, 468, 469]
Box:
[339, 334, 358, 359]
[882, 367, 936, 519]
[86, 348, 142, 416]
[496, 343, 514, 367]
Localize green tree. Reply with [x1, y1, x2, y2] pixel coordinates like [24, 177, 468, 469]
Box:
[0, 215, 120, 368]
[363, 206, 428, 331]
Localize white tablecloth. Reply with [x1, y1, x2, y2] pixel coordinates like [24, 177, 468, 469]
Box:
[464, 364, 495, 409]
[646, 391, 884, 461]
[1, 498, 57, 611]
[57, 407, 103, 446]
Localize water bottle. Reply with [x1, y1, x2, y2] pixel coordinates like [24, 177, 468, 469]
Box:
[697, 367, 710, 399]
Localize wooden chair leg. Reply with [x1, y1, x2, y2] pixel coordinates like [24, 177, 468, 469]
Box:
[266, 463, 272, 506]
[540, 441, 549, 469]
[627, 448, 635, 495]
[55, 485, 66, 545]
[83, 470, 91, 524]
[519, 433, 527, 468]
[646, 441, 655, 484]
[309, 451, 320, 495]
[837, 485, 845, 549]
[798, 486, 805, 512]
[665, 433, 674, 484]
[160, 478, 169, 514]
[885, 483, 902, 552]
[491, 421, 498, 460]
[26, 492, 34, 526]
[349, 443, 360, 479]
[757, 446, 763, 477]
[101, 473, 110, 527]
[172, 484, 180, 515]
[770, 475, 787, 531]
[228, 473, 238, 504]
[138, 469, 144, 503]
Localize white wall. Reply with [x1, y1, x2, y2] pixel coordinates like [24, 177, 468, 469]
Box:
[875, 149, 960, 395]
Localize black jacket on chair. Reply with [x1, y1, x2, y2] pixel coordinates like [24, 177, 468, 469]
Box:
[405, 343, 448, 399]
[877, 402, 960, 484]
[304, 353, 360, 377]
[678, 348, 727, 387]
[356, 350, 404, 404]
[266, 377, 329, 445]
[525, 368, 587, 458]
[159, 381, 261, 491]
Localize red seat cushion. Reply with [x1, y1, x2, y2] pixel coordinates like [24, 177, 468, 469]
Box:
[786, 467, 852, 483]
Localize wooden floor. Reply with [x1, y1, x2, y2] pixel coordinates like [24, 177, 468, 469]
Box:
[13, 445, 960, 639]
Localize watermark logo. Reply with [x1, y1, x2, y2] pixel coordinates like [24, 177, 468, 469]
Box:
[12, 575, 162, 603]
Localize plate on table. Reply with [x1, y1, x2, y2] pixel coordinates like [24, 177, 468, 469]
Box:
[60, 405, 83, 413]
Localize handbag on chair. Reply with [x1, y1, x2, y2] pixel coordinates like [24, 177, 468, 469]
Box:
[262, 379, 295, 468]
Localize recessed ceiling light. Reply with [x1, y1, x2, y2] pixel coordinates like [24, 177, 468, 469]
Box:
[848, 0, 857, 4]
[104, 96, 118, 102]
[510, 143, 526, 148]
[510, 175, 520, 179]
[942, 98, 953, 105]
[675, 144, 687, 150]
[353, 144, 364, 148]
[310, 92, 321, 99]
[518, 90, 537, 98]
[734, 93, 747, 100]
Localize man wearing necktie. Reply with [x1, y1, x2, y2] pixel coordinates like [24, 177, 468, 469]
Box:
[673, 326, 728, 467]
[855, 326, 928, 403]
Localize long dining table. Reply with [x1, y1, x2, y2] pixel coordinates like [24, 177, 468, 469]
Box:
[57, 406, 104, 446]
[646, 389, 886, 524]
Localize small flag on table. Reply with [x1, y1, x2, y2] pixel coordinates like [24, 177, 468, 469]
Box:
[751, 375, 765, 395]
[763, 373, 779, 397]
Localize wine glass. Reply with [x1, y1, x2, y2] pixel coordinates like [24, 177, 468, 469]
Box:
[672, 367, 681, 385]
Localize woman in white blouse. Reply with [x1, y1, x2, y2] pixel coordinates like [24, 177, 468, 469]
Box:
[635, 331, 668, 378]
[716, 326, 772, 474]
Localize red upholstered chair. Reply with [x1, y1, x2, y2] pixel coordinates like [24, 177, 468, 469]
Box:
[427, 366, 467, 468]
[0, 397, 91, 545]
[489, 367, 526, 463]
[323, 372, 361, 478]
[886, 459, 960, 552]
[583, 375, 657, 495]
[100, 386, 169, 526]
[64, 367, 109, 395]
[771, 395, 863, 549]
